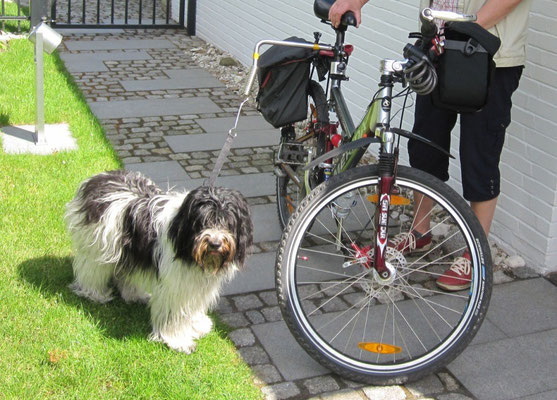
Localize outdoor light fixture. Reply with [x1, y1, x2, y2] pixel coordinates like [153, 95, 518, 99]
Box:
[27, 20, 62, 144]
[28, 21, 62, 54]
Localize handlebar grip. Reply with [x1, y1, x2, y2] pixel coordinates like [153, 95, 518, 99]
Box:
[341, 11, 357, 27]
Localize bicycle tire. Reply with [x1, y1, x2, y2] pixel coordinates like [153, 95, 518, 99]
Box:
[276, 165, 492, 385]
[276, 80, 329, 229]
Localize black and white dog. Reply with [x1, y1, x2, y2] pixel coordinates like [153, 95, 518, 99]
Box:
[65, 170, 253, 353]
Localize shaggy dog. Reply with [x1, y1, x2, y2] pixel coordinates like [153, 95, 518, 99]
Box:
[65, 170, 253, 353]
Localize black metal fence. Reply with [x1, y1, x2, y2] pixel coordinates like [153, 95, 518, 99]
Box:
[0, 0, 30, 32]
[50, 0, 195, 33]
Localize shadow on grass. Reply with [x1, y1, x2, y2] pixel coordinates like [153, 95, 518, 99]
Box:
[17, 255, 231, 341]
[18, 256, 152, 340]
[0, 113, 10, 126]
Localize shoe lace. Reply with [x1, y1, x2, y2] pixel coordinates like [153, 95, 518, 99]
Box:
[450, 256, 471, 277]
[390, 232, 415, 251]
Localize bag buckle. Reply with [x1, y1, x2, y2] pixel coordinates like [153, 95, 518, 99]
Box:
[464, 38, 479, 56]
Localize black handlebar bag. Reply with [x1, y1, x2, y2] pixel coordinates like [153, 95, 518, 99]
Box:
[433, 22, 501, 113]
[256, 37, 315, 128]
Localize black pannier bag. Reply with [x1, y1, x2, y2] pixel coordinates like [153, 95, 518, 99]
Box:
[432, 21, 501, 113]
[256, 37, 315, 128]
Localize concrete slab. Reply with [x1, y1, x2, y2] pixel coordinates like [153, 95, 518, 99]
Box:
[222, 252, 276, 296]
[64, 39, 176, 51]
[89, 97, 222, 119]
[125, 160, 188, 183]
[251, 204, 283, 243]
[169, 173, 276, 198]
[196, 116, 276, 133]
[165, 130, 279, 152]
[483, 278, 557, 338]
[1, 124, 77, 155]
[120, 69, 225, 91]
[59, 50, 152, 73]
[448, 328, 557, 400]
[252, 321, 330, 380]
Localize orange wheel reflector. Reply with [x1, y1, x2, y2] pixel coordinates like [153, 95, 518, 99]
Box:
[367, 194, 410, 206]
[358, 342, 402, 354]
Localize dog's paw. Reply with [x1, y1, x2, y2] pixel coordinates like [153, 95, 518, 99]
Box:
[149, 331, 197, 354]
[69, 281, 113, 303]
[168, 339, 197, 354]
[192, 314, 213, 338]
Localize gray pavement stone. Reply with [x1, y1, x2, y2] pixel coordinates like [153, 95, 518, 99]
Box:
[304, 376, 340, 395]
[319, 389, 367, 400]
[228, 328, 256, 347]
[180, 172, 276, 198]
[238, 346, 270, 365]
[448, 328, 557, 400]
[124, 160, 188, 184]
[165, 130, 279, 152]
[261, 306, 282, 322]
[436, 394, 473, 400]
[221, 252, 276, 296]
[259, 290, 279, 306]
[89, 97, 222, 119]
[219, 312, 250, 328]
[233, 294, 264, 311]
[252, 321, 329, 381]
[251, 204, 284, 243]
[252, 364, 283, 385]
[484, 278, 557, 338]
[438, 372, 460, 391]
[262, 382, 301, 400]
[246, 310, 266, 324]
[196, 115, 276, 133]
[361, 385, 407, 400]
[120, 69, 225, 91]
[59, 50, 152, 72]
[64, 39, 176, 51]
[406, 374, 445, 397]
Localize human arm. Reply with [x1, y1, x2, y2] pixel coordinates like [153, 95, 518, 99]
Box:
[475, 0, 525, 29]
[328, 0, 369, 28]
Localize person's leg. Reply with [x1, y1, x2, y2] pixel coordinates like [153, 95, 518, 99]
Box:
[437, 66, 524, 291]
[471, 198, 498, 236]
[409, 94, 456, 236]
[390, 95, 456, 254]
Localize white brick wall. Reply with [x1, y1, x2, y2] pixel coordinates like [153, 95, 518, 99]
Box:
[189, 0, 557, 274]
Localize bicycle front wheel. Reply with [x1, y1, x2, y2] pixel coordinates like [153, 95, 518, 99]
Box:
[276, 165, 492, 385]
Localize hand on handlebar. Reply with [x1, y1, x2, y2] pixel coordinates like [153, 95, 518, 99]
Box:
[328, 0, 368, 28]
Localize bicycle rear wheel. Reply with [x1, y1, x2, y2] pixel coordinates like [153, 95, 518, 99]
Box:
[276, 80, 329, 229]
[276, 165, 492, 384]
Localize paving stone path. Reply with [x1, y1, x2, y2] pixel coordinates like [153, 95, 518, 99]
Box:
[57, 28, 557, 400]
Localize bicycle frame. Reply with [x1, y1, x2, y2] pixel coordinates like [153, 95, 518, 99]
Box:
[243, 16, 453, 281]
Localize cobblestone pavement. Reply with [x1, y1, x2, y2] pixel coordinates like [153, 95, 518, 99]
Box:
[56, 28, 557, 400]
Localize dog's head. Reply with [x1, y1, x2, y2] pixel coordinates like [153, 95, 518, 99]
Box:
[168, 186, 253, 273]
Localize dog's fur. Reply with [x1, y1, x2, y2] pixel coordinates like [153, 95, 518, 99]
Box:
[65, 170, 253, 353]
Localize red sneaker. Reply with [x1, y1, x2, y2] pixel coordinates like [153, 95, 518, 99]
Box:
[388, 230, 432, 255]
[436, 251, 472, 291]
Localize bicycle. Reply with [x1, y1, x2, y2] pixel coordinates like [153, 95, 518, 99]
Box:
[243, 2, 493, 385]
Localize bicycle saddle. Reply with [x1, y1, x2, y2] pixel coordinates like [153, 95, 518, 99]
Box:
[314, 0, 357, 28]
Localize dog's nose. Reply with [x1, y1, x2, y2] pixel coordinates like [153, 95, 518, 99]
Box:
[208, 238, 222, 250]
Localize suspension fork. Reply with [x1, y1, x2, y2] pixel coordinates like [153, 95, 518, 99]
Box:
[373, 62, 398, 279]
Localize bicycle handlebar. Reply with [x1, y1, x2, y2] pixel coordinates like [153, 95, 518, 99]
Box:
[421, 8, 477, 23]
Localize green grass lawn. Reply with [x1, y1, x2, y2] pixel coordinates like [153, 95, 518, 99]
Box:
[0, 39, 262, 399]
